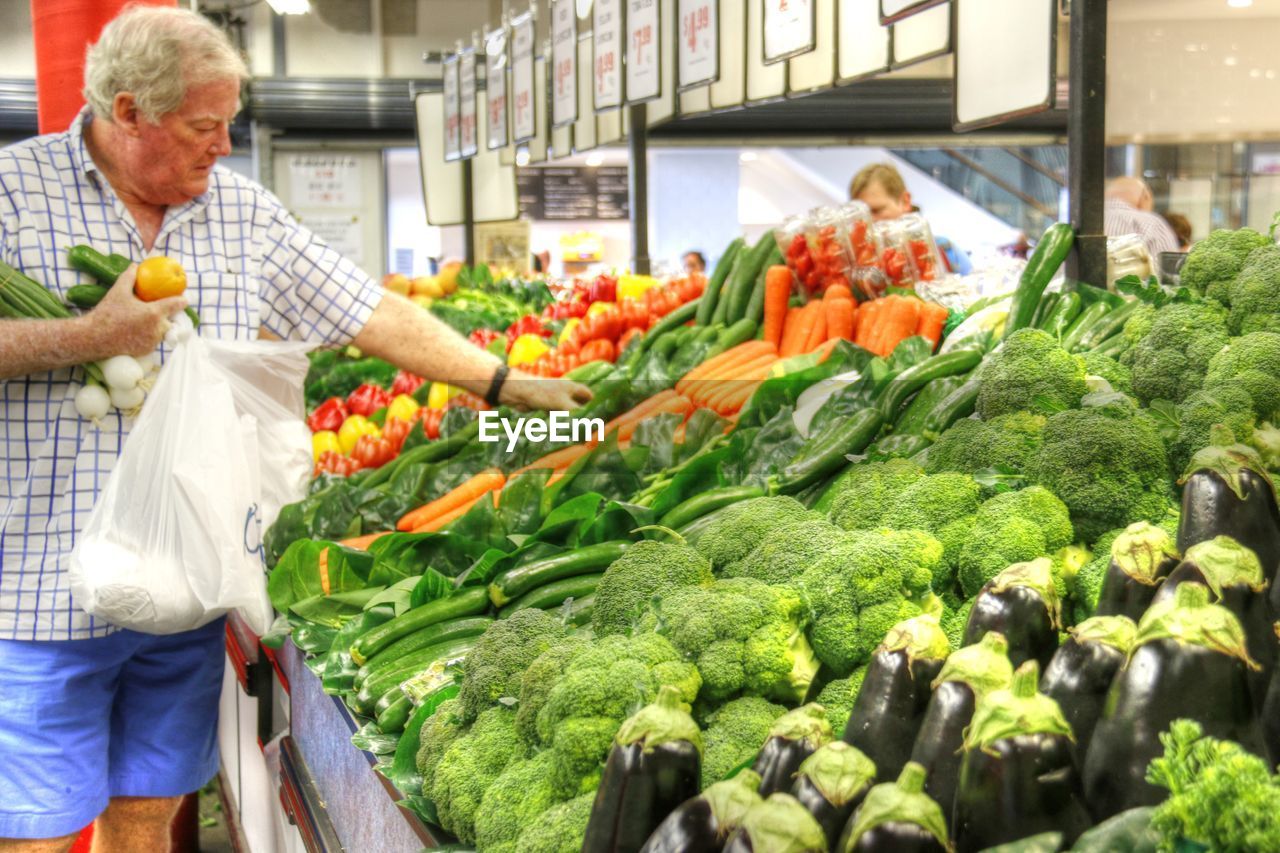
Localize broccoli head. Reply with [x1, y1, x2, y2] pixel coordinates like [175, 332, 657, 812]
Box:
[1204, 332, 1280, 421]
[883, 472, 982, 583]
[814, 668, 868, 737]
[1169, 382, 1257, 477]
[515, 792, 595, 853]
[796, 528, 942, 674]
[1129, 302, 1230, 405]
[514, 634, 593, 743]
[431, 706, 528, 843]
[638, 577, 818, 704]
[939, 591, 974, 649]
[694, 496, 812, 572]
[1116, 302, 1158, 366]
[1227, 244, 1280, 335]
[458, 608, 568, 721]
[1080, 351, 1133, 396]
[591, 540, 713, 636]
[924, 412, 1047, 481]
[728, 517, 848, 585]
[976, 328, 1088, 420]
[1180, 227, 1273, 298]
[473, 751, 569, 853]
[825, 458, 925, 531]
[700, 696, 787, 788]
[1027, 403, 1172, 544]
[414, 697, 468, 788]
[956, 486, 1074, 597]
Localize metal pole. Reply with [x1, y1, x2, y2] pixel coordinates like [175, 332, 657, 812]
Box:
[1066, 0, 1107, 287]
[462, 160, 477, 266]
[628, 104, 651, 275]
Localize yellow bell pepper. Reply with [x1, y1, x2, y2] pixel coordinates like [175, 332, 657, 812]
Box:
[312, 430, 341, 461]
[387, 394, 421, 422]
[426, 382, 463, 410]
[508, 333, 550, 367]
[559, 318, 582, 345]
[617, 274, 659, 302]
[586, 300, 616, 318]
[338, 414, 380, 454]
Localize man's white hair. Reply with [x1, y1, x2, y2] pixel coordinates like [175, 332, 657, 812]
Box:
[83, 5, 249, 123]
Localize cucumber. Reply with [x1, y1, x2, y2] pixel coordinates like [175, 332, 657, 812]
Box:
[775, 409, 885, 495]
[658, 485, 765, 531]
[742, 245, 783, 326]
[68, 244, 130, 284]
[868, 432, 932, 460]
[714, 318, 758, 353]
[698, 238, 744, 325]
[1091, 333, 1129, 360]
[724, 232, 776, 323]
[1005, 223, 1075, 338]
[893, 375, 967, 436]
[1030, 292, 1061, 330]
[710, 258, 738, 325]
[877, 348, 984, 423]
[563, 360, 614, 384]
[1074, 299, 1138, 352]
[498, 573, 604, 618]
[354, 617, 490, 689]
[351, 637, 477, 715]
[920, 379, 981, 441]
[1060, 302, 1112, 353]
[564, 593, 596, 627]
[374, 691, 413, 733]
[66, 284, 110, 309]
[1042, 291, 1082, 341]
[488, 540, 630, 607]
[350, 586, 490, 666]
[360, 615, 494, 674]
[640, 300, 701, 354]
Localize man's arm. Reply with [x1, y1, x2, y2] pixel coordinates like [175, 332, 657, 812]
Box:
[0, 266, 185, 381]
[352, 291, 591, 412]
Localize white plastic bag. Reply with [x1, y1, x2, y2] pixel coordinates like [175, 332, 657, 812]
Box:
[70, 330, 313, 635]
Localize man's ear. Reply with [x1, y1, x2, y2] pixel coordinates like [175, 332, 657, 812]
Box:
[111, 92, 143, 137]
[900, 190, 913, 211]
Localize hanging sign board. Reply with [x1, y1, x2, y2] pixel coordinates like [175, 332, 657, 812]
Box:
[459, 48, 479, 158]
[485, 28, 509, 149]
[626, 0, 661, 102]
[880, 0, 946, 25]
[593, 0, 624, 110]
[551, 0, 578, 127]
[574, 35, 597, 150]
[746, 0, 786, 102]
[788, 0, 835, 94]
[414, 92, 464, 226]
[511, 12, 536, 143]
[528, 55, 550, 163]
[763, 0, 816, 65]
[890, 1, 950, 68]
[709, 0, 744, 108]
[472, 92, 519, 222]
[954, 0, 1056, 131]
[442, 53, 461, 161]
[837, 0, 889, 82]
[677, 0, 719, 89]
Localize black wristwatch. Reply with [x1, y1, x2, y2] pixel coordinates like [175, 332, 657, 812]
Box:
[484, 364, 509, 407]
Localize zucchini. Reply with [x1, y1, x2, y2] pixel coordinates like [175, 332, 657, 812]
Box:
[1030, 292, 1061, 330]
[920, 379, 981, 441]
[877, 348, 984, 423]
[1074, 299, 1138, 352]
[488, 540, 630, 607]
[498, 573, 604, 618]
[1042, 291, 1082, 341]
[354, 617, 490, 689]
[360, 615, 494, 673]
[893, 375, 967, 436]
[658, 485, 765, 531]
[742, 245, 783, 326]
[564, 593, 596, 627]
[1060, 302, 1112, 353]
[1090, 333, 1129, 360]
[775, 409, 884, 494]
[1005, 223, 1075, 338]
[350, 586, 490, 665]
[698, 237, 744, 325]
[374, 691, 413, 733]
[66, 284, 110, 309]
[68, 244, 130, 284]
[723, 231, 776, 323]
[351, 637, 477, 715]
[868, 432, 932, 460]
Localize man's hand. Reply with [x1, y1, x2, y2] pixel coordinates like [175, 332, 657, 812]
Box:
[90, 264, 188, 357]
[501, 370, 593, 412]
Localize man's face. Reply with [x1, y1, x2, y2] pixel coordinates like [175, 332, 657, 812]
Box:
[856, 180, 912, 222]
[683, 253, 705, 275]
[130, 78, 240, 204]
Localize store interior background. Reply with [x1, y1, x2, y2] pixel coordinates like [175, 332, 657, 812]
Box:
[1, 0, 1278, 280]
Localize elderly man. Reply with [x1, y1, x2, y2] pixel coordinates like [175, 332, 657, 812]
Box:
[0, 7, 586, 852]
[849, 162, 971, 275]
[1104, 176, 1180, 258]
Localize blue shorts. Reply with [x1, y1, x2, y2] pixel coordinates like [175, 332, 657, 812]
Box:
[0, 618, 224, 839]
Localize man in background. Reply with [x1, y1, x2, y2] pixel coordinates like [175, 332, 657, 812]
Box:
[682, 250, 706, 276]
[1162, 212, 1193, 253]
[1104, 176, 1180, 258]
[849, 162, 972, 275]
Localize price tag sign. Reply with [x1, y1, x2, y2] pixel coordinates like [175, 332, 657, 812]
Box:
[442, 53, 461, 161]
[880, 0, 946, 25]
[511, 13, 536, 143]
[485, 28, 508, 149]
[763, 0, 816, 64]
[678, 0, 718, 89]
[459, 49, 478, 158]
[551, 0, 578, 127]
[626, 0, 661, 103]
[593, 0, 624, 110]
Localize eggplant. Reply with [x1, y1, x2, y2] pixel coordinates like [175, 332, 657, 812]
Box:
[1179, 444, 1280, 585]
[837, 762, 951, 853]
[753, 704, 834, 797]
[844, 614, 951, 783]
[790, 742, 876, 850]
[1082, 583, 1265, 822]
[963, 558, 1061, 672]
[1094, 521, 1179, 621]
[1149, 535, 1273, 713]
[908, 632, 1014, 825]
[1039, 615, 1136, 766]
[1265, 623, 1280, 768]
[639, 769, 764, 853]
[952, 661, 1091, 852]
[721, 793, 828, 853]
[583, 686, 704, 853]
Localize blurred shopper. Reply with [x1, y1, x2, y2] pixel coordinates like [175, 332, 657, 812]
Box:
[682, 250, 707, 275]
[1163, 212, 1194, 253]
[1104, 176, 1180, 257]
[850, 162, 972, 275]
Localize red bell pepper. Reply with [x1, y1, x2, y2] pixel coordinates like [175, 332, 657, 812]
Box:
[589, 274, 617, 304]
[346, 383, 392, 417]
[350, 434, 397, 470]
[307, 397, 348, 433]
[314, 450, 361, 478]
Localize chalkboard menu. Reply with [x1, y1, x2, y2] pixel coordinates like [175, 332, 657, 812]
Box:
[518, 166, 630, 220]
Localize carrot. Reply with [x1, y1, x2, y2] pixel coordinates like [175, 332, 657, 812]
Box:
[823, 284, 854, 302]
[411, 496, 483, 533]
[694, 353, 778, 405]
[546, 469, 568, 487]
[677, 341, 775, 393]
[340, 531, 392, 551]
[878, 296, 922, 357]
[916, 301, 949, 349]
[778, 306, 805, 357]
[803, 307, 828, 353]
[683, 343, 777, 401]
[512, 441, 596, 476]
[826, 297, 856, 342]
[604, 389, 680, 435]
[813, 338, 840, 363]
[854, 297, 880, 349]
[781, 303, 820, 358]
[714, 376, 770, 414]
[617, 394, 694, 442]
[397, 467, 506, 532]
[762, 266, 793, 348]
[318, 548, 331, 595]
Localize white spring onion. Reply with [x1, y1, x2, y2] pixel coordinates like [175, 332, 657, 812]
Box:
[108, 384, 146, 411]
[100, 355, 146, 392]
[74, 384, 111, 420]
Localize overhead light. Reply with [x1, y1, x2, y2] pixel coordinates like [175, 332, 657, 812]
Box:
[515, 149, 531, 167]
[1228, 0, 1253, 8]
[585, 152, 605, 167]
[267, 0, 311, 14]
